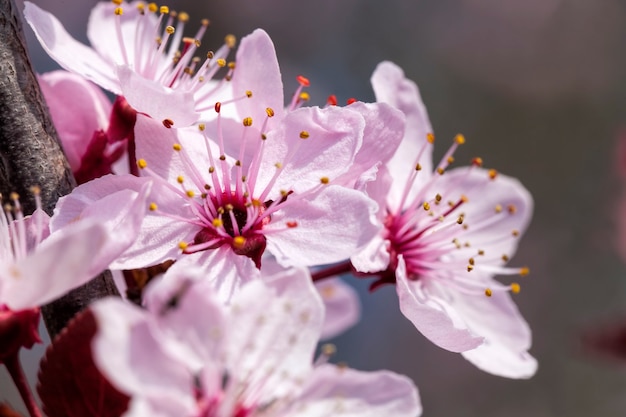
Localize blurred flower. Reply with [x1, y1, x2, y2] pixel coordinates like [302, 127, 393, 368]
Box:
[25, 1, 237, 126]
[347, 61, 536, 379]
[92, 262, 422, 416]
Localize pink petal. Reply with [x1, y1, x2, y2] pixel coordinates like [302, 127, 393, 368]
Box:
[396, 257, 484, 352]
[350, 234, 390, 273]
[266, 186, 379, 267]
[433, 166, 533, 263]
[315, 278, 361, 340]
[294, 364, 422, 417]
[91, 299, 195, 404]
[226, 269, 323, 400]
[24, 2, 120, 94]
[371, 61, 434, 209]
[257, 106, 365, 195]
[38, 71, 112, 171]
[117, 66, 199, 127]
[232, 29, 285, 127]
[3, 220, 109, 310]
[462, 337, 538, 379]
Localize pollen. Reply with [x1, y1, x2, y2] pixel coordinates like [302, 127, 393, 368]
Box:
[447, 156, 455, 164]
[228, 61, 235, 69]
[178, 241, 188, 250]
[469, 257, 475, 265]
[415, 163, 422, 171]
[467, 265, 474, 272]
[148, 3, 158, 13]
[177, 11, 189, 22]
[488, 169, 498, 180]
[427, 133, 435, 143]
[217, 59, 226, 67]
[519, 266, 530, 276]
[274, 162, 283, 169]
[437, 167, 445, 175]
[243, 117, 253, 127]
[177, 175, 184, 184]
[457, 215, 464, 224]
[173, 143, 182, 151]
[495, 204, 503, 213]
[209, 167, 215, 173]
[484, 288, 493, 297]
[198, 123, 206, 131]
[137, 159, 147, 169]
[300, 131, 310, 139]
[232, 236, 246, 248]
[114, 7, 123, 15]
[511, 283, 521, 294]
[186, 190, 195, 198]
[212, 218, 223, 227]
[245, 90, 253, 98]
[299, 92, 310, 101]
[297, 75, 310, 87]
[320, 177, 330, 184]
[423, 202, 430, 211]
[225, 34, 237, 48]
[162, 119, 174, 128]
[472, 157, 483, 167]
[263, 107, 275, 118]
[165, 26, 175, 35]
[455, 134, 466, 145]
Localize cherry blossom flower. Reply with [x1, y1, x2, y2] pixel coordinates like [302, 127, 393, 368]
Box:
[25, 0, 237, 127]
[345, 61, 536, 379]
[91, 262, 422, 417]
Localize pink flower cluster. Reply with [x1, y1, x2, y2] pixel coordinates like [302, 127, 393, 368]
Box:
[0, 1, 537, 415]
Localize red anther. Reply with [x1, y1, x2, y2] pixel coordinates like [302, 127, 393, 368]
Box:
[296, 75, 310, 87]
[327, 95, 338, 106]
[215, 102, 221, 113]
[346, 97, 357, 105]
[162, 119, 174, 129]
[286, 221, 298, 228]
[471, 157, 483, 167]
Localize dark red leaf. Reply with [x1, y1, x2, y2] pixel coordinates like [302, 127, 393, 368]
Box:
[37, 309, 129, 417]
[0, 403, 24, 417]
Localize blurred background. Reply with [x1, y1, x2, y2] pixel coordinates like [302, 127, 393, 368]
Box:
[4, 0, 626, 415]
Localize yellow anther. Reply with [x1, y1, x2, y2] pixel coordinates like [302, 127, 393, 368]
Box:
[136, 3, 145, 12]
[261, 134, 267, 140]
[508, 204, 517, 214]
[252, 199, 262, 207]
[320, 177, 330, 184]
[461, 195, 469, 203]
[495, 204, 503, 213]
[266, 107, 275, 117]
[176, 11, 188, 21]
[322, 343, 337, 356]
[228, 61, 236, 69]
[137, 159, 147, 169]
[299, 92, 310, 101]
[225, 34, 237, 48]
[469, 257, 475, 265]
[484, 288, 492, 297]
[245, 90, 253, 98]
[447, 156, 455, 164]
[177, 175, 184, 184]
[415, 163, 422, 171]
[206, 51, 214, 59]
[511, 283, 521, 294]
[148, 3, 158, 13]
[488, 169, 498, 179]
[209, 166, 215, 173]
[114, 7, 124, 15]
[149, 202, 158, 211]
[457, 216, 464, 224]
[225, 204, 234, 211]
[478, 249, 485, 256]
[172, 143, 182, 151]
[186, 190, 195, 198]
[212, 218, 223, 228]
[454, 134, 466, 145]
[178, 241, 188, 250]
[219, 155, 226, 161]
[111, 0, 123, 5]
[467, 265, 474, 272]
[217, 59, 226, 67]
[165, 26, 175, 35]
[436, 167, 445, 175]
[198, 123, 206, 131]
[159, 5, 169, 14]
[435, 194, 442, 202]
[502, 254, 510, 262]
[9, 192, 19, 201]
[300, 131, 310, 139]
[427, 133, 435, 143]
[512, 229, 520, 237]
[232, 236, 246, 248]
[243, 117, 253, 127]
[519, 266, 530, 276]
[275, 162, 283, 169]
[423, 202, 430, 211]
[201, 18, 210, 26]
[30, 185, 41, 195]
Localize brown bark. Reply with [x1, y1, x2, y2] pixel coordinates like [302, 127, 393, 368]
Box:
[0, 0, 118, 338]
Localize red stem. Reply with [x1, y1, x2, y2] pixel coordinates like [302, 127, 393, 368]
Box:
[311, 260, 353, 282]
[4, 353, 42, 417]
